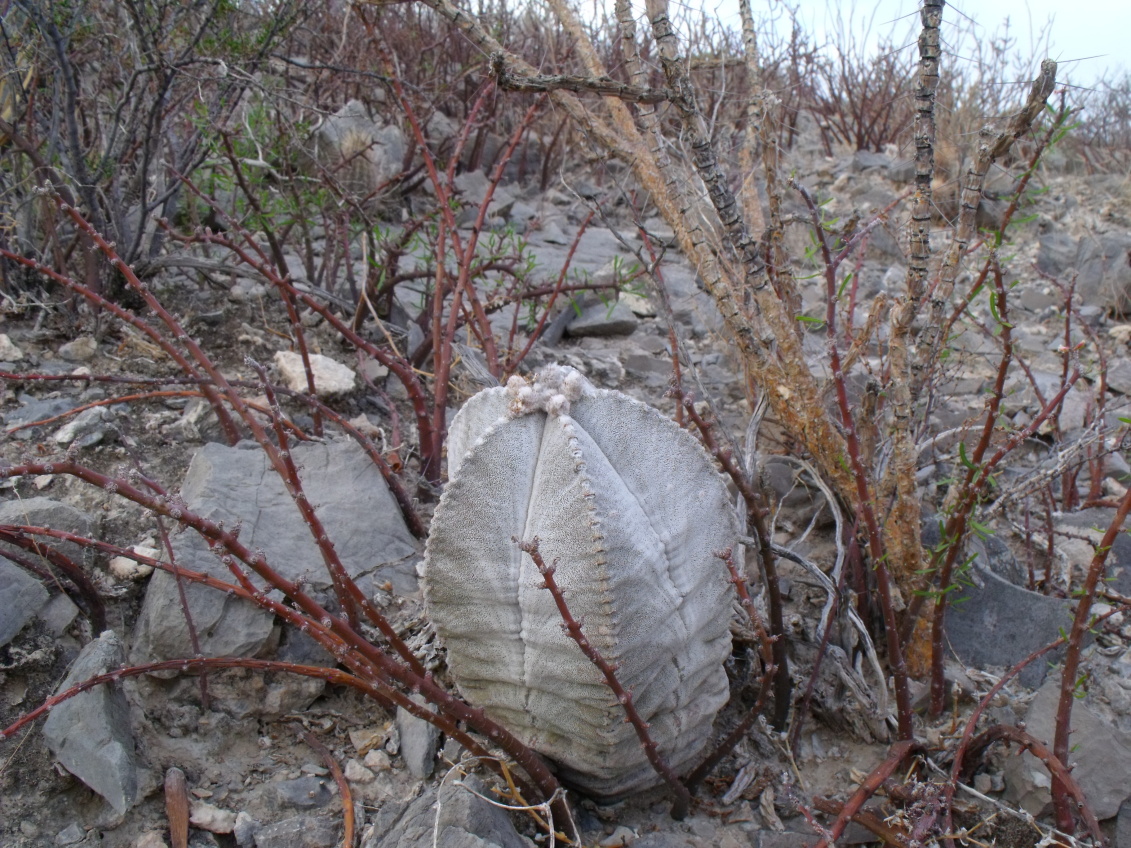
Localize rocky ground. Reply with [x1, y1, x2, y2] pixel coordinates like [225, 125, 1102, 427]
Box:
[3, 133, 1131, 848]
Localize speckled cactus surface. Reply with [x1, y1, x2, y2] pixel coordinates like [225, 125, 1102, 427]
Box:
[423, 365, 737, 798]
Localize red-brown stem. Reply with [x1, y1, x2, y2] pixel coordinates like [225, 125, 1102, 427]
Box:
[964, 725, 1105, 845]
[0, 464, 574, 837]
[504, 210, 595, 373]
[218, 133, 323, 437]
[942, 605, 1128, 840]
[1052, 482, 1131, 834]
[814, 740, 921, 848]
[518, 537, 692, 820]
[297, 727, 355, 848]
[0, 246, 242, 446]
[812, 797, 914, 848]
[676, 393, 791, 728]
[793, 178, 913, 740]
[251, 360, 360, 628]
[684, 549, 776, 789]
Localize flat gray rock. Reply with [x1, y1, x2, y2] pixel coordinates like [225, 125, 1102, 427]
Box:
[132, 440, 418, 664]
[928, 523, 1073, 689]
[564, 300, 638, 337]
[363, 776, 531, 848]
[254, 815, 338, 848]
[1003, 677, 1131, 819]
[42, 630, 138, 815]
[0, 559, 49, 647]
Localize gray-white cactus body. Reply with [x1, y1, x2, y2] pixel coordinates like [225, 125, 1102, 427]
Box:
[423, 366, 737, 798]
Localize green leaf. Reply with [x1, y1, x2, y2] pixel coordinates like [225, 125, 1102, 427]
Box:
[958, 441, 978, 471]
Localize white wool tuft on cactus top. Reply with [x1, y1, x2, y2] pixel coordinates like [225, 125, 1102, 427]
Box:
[423, 365, 738, 799]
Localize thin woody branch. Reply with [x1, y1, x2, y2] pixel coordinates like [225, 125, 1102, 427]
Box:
[518, 537, 693, 820]
[490, 53, 672, 104]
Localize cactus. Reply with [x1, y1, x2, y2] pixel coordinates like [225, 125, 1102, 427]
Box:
[423, 365, 738, 798]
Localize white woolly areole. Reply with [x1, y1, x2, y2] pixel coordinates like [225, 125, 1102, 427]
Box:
[505, 365, 593, 419]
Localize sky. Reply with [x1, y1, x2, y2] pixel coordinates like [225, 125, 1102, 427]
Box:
[655, 0, 1129, 88]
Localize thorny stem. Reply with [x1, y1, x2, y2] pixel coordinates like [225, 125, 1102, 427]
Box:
[1052, 482, 1131, 835]
[793, 178, 913, 740]
[684, 549, 776, 789]
[0, 476, 576, 839]
[519, 537, 692, 820]
[675, 391, 791, 728]
[964, 725, 1105, 845]
[814, 740, 922, 848]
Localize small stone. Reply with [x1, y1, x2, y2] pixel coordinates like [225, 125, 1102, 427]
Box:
[273, 351, 356, 396]
[0, 333, 25, 361]
[189, 801, 237, 833]
[363, 749, 392, 771]
[620, 292, 656, 317]
[396, 697, 440, 780]
[600, 825, 638, 846]
[348, 727, 384, 755]
[109, 543, 158, 581]
[59, 336, 97, 362]
[275, 776, 333, 808]
[55, 823, 85, 845]
[134, 831, 169, 848]
[344, 758, 375, 784]
[973, 773, 994, 794]
[565, 300, 639, 337]
[52, 405, 111, 447]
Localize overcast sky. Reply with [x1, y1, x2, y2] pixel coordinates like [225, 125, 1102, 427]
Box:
[658, 0, 1129, 87]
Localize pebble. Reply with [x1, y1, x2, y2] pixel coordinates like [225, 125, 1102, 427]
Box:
[190, 801, 238, 833]
[59, 335, 97, 362]
[345, 758, 375, 784]
[275, 776, 333, 808]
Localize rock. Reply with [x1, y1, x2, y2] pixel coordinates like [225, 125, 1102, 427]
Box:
[1108, 360, 1131, 396]
[134, 831, 170, 848]
[273, 351, 357, 397]
[132, 440, 418, 665]
[59, 336, 97, 362]
[886, 158, 915, 183]
[255, 815, 339, 848]
[620, 292, 656, 317]
[851, 150, 890, 172]
[1053, 508, 1131, 597]
[233, 811, 261, 847]
[345, 758, 375, 784]
[189, 801, 237, 833]
[275, 776, 333, 808]
[38, 592, 80, 636]
[1117, 798, 1131, 848]
[1036, 229, 1131, 314]
[1003, 677, 1131, 819]
[396, 696, 441, 780]
[564, 300, 638, 337]
[42, 630, 138, 815]
[362, 776, 529, 848]
[0, 332, 25, 361]
[52, 405, 114, 447]
[0, 498, 94, 645]
[0, 559, 49, 647]
[930, 522, 1074, 688]
[55, 823, 86, 845]
[4, 394, 80, 439]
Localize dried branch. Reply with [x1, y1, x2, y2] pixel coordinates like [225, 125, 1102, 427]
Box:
[490, 53, 672, 103]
